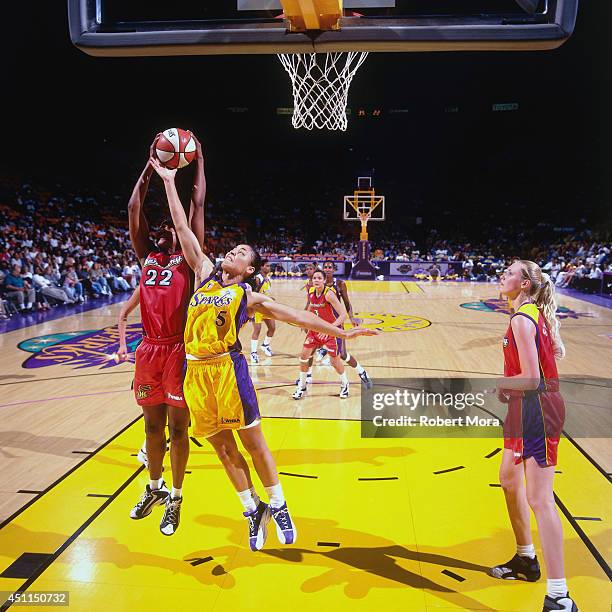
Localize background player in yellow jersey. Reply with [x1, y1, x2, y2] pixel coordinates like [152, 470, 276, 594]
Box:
[150, 157, 377, 551]
[301, 262, 316, 291]
[250, 259, 275, 364]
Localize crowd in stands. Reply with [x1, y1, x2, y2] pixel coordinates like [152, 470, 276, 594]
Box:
[0, 177, 610, 317]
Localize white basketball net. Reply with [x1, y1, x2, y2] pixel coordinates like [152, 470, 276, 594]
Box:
[277, 52, 368, 131]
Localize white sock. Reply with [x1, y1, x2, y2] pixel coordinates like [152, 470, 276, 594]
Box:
[517, 543, 536, 559]
[345, 353, 365, 375]
[149, 477, 163, 490]
[263, 335, 272, 347]
[265, 482, 285, 508]
[299, 372, 308, 386]
[307, 368, 312, 377]
[237, 488, 258, 513]
[251, 340, 258, 353]
[171, 487, 182, 499]
[340, 372, 349, 385]
[547, 578, 568, 598]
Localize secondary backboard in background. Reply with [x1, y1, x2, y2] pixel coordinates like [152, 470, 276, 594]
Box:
[344, 177, 385, 222]
[68, 0, 579, 56]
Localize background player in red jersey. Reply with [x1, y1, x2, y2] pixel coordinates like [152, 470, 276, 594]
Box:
[491, 260, 578, 612]
[322, 261, 372, 389]
[295, 263, 321, 385]
[127, 135, 205, 536]
[293, 270, 350, 400]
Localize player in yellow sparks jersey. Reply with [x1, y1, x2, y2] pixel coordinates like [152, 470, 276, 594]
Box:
[150, 157, 377, 552]
[250, 260, 275, 363]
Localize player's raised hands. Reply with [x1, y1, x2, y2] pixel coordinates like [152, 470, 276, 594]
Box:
[149, 156, 177, 182]
[149, 133, 162, 160]
[343, 326, 379, 339]
[193, 134, 203, 159]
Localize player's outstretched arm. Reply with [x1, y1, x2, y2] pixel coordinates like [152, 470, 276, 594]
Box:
[117, 286, 141, 360]
[128, 140, 157, 261]
[248, 292, 378, 340]
[149, 157, 214, 284]
[325, 289, 348, 327]
[188, 135, 206, 249]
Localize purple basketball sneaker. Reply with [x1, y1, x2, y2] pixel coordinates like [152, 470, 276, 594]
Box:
[270, 502, 297, 544]
[244, 501, 271, 551]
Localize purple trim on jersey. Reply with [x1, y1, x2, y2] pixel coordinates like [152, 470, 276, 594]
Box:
[196, 269, 219, 292]
[520, 393, 548, 466]
[230, 352, 260, 426]
[227, 286, 248, 354]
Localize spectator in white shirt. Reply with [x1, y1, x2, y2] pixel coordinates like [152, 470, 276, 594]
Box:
[32, 267, 74, 304]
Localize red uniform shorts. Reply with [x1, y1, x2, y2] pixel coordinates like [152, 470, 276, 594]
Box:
[303, 331, 338, 357]
[134, 336, 187, 408]
[503, 391, 565, 467]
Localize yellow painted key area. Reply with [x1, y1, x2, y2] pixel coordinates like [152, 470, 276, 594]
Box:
[0, 281, 610, 611]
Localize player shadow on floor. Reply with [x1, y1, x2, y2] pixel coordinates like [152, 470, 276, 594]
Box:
[188, 446, 414, 472]
[2, 520, 607, 608]
[0, 430, 98, 457]
[85, 444, 413, 476]
[189, 514, 534, 609]
[459, 336, 502, 350]
[0, 374, 37, 382]
[189, 515, 609, 607]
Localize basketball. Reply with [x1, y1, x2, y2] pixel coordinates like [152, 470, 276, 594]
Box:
[154, 128, 196, 169]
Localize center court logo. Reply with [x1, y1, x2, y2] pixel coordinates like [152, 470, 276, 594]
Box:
[459, 298, 593, 320]
[18, 323, 143, 370]
[350, 312, 431, 332]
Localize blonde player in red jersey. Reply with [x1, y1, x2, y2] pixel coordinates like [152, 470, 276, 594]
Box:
[492, 260, 578, 612]
[293, 269, 351, 400]
[149, 156, 377, 551]
[127, 134, 205, 536]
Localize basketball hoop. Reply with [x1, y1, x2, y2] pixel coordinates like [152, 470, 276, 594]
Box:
[277, 52, 368, 131]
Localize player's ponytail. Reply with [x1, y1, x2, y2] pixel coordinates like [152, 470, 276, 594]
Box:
[244, 247, 263, 290]
[519, 260, 565, 359]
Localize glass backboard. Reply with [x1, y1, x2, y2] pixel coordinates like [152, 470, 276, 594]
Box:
[68, 0, 579, 56]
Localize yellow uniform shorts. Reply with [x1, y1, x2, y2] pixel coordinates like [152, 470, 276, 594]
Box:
[184, 353, 261, 438]
[253, 311, 266, 325]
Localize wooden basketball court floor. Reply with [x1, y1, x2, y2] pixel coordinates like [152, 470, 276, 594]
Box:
[0, 280, 610, 611]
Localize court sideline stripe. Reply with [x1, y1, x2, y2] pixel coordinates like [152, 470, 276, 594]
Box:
[0, 414, 143, 530]
[0, 465, 145, 612]
[400, 281, 423, 294]
[563, 431, 612, 483]
[553, 493, 612, 580]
